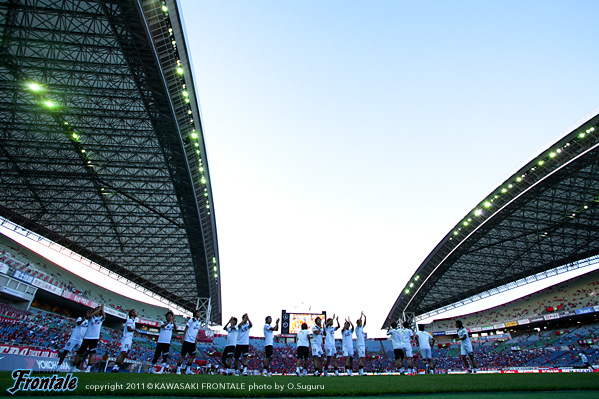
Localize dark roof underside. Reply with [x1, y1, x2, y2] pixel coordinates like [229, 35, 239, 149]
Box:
[385, 113, 599, 325]
[0, 0, 221, 323]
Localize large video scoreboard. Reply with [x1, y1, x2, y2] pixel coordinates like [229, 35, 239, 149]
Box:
[281, 310, 327, 335]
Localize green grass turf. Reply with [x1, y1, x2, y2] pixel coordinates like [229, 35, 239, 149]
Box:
[1, 372, 599, 397]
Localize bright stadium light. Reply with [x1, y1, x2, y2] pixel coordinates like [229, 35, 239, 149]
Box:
[549, 152, 556, 158]
[191, 132, 198, 139]
[579, 132, 586, 138]
[474, 209, 482, 216]
[44, 100, 55, 108]
[538, 160, 544, 166]
[484, 201, 491, 208]
[162, 5, 168, 12]
[27, 82, 42, 91]
[176, 67, 184, 75]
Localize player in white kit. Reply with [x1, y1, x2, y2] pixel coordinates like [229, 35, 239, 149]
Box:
[176, 309, 203, 374]
[112, 309, 138, 372]
[222, 316, 238, 375]
[234, 313, 252, 375]
[58, 310, 90, 367]
[263, 316, 279, 376]
[415, 324, 434, 374]
[72, 304, 105, 372]
[151, 311, 177, 374]
[355, 312, 367, 376]
[399, 321, 414, 375]
[456, 320, 477, 373]
[311, 317, 324, 376]
[296, 323, 311, 376]
[386, 321, 404, 372]
[341, 318, 354, 376]
[323, 314, 340, 376]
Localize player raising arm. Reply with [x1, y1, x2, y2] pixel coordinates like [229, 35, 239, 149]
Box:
[222, 317, 238, 375]
[234, 313, 252, 376]
[263, 316, 279, 376]
[311, 317, 324, 376]
[355, 312, 367, 376]
[341, 318, 355, 376]
[151, 311, 177, 374]
[323, 314, 341, 376]
[176, 309, 202, 375]
[111, 309, 137, 372]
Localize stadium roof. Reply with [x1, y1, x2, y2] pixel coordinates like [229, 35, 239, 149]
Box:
[385, 112, 599, 326]
[0, 0, 221, 323]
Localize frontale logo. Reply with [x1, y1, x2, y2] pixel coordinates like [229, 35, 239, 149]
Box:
[6, 369, 78, 395]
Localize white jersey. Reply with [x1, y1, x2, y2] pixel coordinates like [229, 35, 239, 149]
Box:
[355, 326, 365, 346]
[457, 327, 471, 346]
[70, 317, 88, 342]
[297, 329, 310, 348]
[157, 321, 175, 344]
[415, 331, 433, 350]
[237, 322, 251, 345]
[312, 325, 324, 347]
[122, 317, 136, 340]
[83, 315, 105, 340]
[398, 327, 413, 347]
[225, 326, 238, 347]
[580, 353, 589, 363]
[387, 328, 402, 349]
[264, 324, 275, 346]
[184, 318, 202, 343]
[324, 325, 337, 348]
[342, 328, 353, 348]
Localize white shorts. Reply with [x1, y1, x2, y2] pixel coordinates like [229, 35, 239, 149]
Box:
[311, 345, 323, 357]
[325, 345, 336, 357]
[343, 346, 354, 357]
[63, 339, 82, 352]
[461, 341, 473, 356]
[420, 348, 432, 359]
[401, 345, 412, 358]
[356, 345, 366, 358]
[120, 338, 133, 353]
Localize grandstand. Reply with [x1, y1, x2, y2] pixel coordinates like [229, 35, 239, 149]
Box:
[386, 111, 599, 328]
[1, 230, 598, 374]
[0, 0, 220, 324]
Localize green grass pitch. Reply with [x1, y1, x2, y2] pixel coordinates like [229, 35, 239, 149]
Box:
[1, 372, 599, 397]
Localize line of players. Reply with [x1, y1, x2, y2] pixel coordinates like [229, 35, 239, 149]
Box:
[56, 305, 474, 375]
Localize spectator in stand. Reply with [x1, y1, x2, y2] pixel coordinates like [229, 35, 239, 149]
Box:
[71, 304, 105, 372]
[262, 315, 279, 376]
[151, 311, 177, 374]
[111, 309, 137, 372]
[57, 310, 90, 367]
[456, 320, 478, 373]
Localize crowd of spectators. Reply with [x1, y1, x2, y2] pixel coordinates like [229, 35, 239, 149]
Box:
[1, 302, 598, 374]
[432, 269, 599, 331]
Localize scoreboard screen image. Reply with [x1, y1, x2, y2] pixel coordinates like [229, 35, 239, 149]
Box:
[281, 310, 326, 335]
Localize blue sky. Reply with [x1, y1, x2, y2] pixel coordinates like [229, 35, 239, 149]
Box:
[176, 0, 599, 336]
